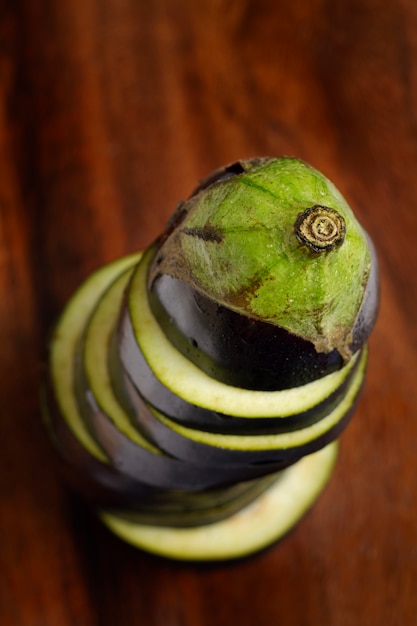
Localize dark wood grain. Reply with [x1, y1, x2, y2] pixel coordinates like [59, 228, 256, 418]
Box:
[1, 0, 416, 624]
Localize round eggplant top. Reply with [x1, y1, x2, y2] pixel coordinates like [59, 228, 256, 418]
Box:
[150, 157, 374, 360]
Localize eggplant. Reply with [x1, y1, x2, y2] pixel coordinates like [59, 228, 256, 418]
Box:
[148, 157, 378, 390]
[149, 273, 343, 391]
[44, 156, 379, 560]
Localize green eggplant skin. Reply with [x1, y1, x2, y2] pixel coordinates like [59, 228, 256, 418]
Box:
[150, 157, 377, 364]
[349, 234, 379, 353]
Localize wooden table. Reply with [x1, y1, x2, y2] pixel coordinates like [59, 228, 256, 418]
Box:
[1, 1, 416, 624]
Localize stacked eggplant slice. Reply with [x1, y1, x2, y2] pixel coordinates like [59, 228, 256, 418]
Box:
[45, 157, 379, 561]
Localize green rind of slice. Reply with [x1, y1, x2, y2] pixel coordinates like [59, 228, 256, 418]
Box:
[100, 441, 338, 561]
[150, 348, 366, 454]
[50, 253, 142, 460]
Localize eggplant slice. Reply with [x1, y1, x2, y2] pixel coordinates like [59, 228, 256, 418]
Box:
[100, 441, 338, 561]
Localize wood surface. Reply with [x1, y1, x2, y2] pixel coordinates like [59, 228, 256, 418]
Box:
[1, 0, 416, 624]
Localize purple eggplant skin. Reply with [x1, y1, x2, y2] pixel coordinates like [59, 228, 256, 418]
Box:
[349, 234, 380, 353]
[148, 232, 379, 392]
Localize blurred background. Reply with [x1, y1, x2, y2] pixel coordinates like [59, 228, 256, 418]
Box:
[0, 1, 416, 624]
